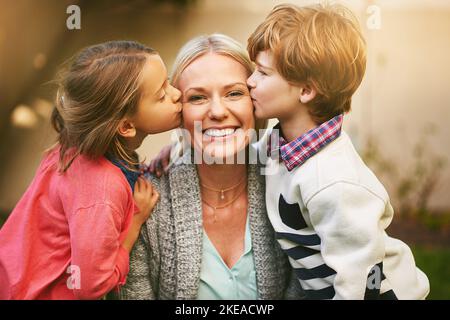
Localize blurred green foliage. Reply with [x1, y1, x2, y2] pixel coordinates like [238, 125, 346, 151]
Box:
[412, 246, 450, 299]
[362, 123, 448, 223]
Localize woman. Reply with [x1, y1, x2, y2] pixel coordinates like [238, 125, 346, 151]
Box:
[120, 34, 303, 300]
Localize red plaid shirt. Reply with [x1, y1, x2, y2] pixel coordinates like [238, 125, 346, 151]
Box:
[267, 114, 343, 171]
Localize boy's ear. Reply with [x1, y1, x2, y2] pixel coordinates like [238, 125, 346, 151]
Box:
[299, 83, 317, 104]
[117, 118, 137, 138]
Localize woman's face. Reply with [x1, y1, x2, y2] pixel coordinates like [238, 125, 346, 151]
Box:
[178, 53, 255, 162]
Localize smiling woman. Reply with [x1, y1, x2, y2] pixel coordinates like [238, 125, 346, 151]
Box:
[120, 34, 303, 300]
[178, 53, 254, 162]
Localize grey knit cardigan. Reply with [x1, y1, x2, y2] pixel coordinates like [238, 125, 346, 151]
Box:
[120, 156, 304, 300]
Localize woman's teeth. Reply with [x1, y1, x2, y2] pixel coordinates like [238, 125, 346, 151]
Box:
[203, 128, 236, 137]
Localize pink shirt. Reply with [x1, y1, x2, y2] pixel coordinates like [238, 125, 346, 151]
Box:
[0, 148, 138, 299]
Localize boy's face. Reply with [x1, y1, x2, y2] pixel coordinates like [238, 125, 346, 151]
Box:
[247, 50, 302, 121]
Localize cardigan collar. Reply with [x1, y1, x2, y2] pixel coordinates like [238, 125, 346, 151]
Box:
[167, 153, 279, 299]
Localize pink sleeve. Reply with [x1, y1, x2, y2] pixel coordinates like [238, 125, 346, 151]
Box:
[67, 203, 130, 300]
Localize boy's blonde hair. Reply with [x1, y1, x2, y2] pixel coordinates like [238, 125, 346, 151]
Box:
[248, 3, 366, 124]
[171, 33, 267, 132]
[52, 40, 156, 172]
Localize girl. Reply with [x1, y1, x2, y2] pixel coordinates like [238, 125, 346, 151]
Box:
[0, 40, 182, 299]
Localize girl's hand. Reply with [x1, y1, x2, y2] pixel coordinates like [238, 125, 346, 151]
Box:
[133, 176, 159, 225]
[122, 177, 159, 253]
[147, 144, 173, 177]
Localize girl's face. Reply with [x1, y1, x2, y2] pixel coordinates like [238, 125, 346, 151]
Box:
[132, 54, 182, 135]
[178, 53, 255, 161]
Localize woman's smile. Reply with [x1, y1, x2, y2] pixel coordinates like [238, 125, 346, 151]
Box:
[202, 126, 240, 141]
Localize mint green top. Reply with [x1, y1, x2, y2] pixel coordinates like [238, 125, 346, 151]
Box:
[197, 216, 258, 300]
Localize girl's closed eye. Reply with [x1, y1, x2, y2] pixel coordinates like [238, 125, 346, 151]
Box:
[158, 79, 169, 101]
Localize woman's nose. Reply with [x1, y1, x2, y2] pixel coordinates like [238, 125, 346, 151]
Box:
[208, 97, 229, 120]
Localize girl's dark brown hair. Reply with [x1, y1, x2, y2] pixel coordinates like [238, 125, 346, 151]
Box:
[50, 40, 156, 172]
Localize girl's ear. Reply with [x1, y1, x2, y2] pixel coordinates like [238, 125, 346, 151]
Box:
[299, 83, 317, 104]
[117, 119, 137, 138]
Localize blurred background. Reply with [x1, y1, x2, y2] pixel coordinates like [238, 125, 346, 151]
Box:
[0, 0, 449, 298]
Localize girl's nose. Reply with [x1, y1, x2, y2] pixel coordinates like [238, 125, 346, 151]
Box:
[170, 85, 182, 103]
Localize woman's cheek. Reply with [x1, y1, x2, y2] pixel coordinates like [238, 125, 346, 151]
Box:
[181, 106, 190, 120]
[181, 108, 196, 141]
[241, 100, 256, 128]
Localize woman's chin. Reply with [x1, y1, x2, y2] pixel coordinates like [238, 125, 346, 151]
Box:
[194, 142, 248, 164]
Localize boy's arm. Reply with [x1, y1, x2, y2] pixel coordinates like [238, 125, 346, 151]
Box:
[306, 182, 389, 300]
[144, 141, 183, 177]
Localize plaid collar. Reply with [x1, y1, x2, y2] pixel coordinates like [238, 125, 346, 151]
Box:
[267, 114, 343, 171]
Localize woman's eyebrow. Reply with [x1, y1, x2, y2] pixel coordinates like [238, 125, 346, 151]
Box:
[223, 82, 247, 90]
[184, 82, 247, 95]
[184, 87, 207, 95]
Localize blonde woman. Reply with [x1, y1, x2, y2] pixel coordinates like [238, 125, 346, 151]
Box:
[120, 34, 303, 300]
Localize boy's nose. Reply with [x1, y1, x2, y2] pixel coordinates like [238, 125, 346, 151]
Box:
[247, 73, 256, 88]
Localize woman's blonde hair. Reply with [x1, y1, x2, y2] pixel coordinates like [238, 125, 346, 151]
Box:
[248, 3, 367, 124]
[170, 33, 268, 133]
[51, 40, 156, 172]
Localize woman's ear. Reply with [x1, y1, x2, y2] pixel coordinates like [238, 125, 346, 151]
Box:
[117, 119, 137, 138]
[299, 83, 317, 104]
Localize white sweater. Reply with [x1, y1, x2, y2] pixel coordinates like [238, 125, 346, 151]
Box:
[261, 131, 429, 299]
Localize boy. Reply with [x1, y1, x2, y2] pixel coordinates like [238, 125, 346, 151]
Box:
[246, 3, 429, 299]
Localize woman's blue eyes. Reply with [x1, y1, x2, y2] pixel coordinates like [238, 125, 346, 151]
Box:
[228, 91, 243, 97]
[188, 95, 205, 102]
[187, 91, 244, 103]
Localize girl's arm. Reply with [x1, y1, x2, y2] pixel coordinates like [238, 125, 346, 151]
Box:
[67, 177, 158, 300]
